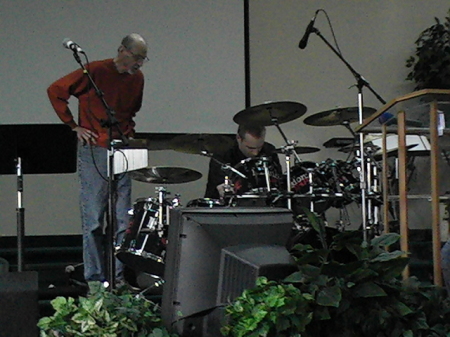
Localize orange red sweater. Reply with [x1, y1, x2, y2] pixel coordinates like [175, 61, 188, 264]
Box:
[47, 58, 144, 148]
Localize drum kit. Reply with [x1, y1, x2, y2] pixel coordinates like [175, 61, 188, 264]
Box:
[115, 101, 384, 291]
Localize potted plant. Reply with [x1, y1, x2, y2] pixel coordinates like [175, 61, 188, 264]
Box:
[221, 210, 450, 337]
[38, 282, 179, 337]
[406, 9, 450, 90]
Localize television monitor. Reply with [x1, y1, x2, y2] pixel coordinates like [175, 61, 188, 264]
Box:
[161, 207, 295, 336]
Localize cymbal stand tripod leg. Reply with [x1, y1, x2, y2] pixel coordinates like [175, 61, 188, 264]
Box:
[308, 169, 315, 213]
[284, 153, 292, 210]
[262, 160, 271, 191]
[16, 157, 25, 272]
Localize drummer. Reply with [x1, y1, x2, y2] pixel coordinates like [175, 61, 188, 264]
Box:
[204, 124, 282, 199]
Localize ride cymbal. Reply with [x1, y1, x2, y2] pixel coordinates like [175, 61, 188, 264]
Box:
[129, 166, 202, 184]
[272, 146, 320, 154]
[233, 101, 307, 126]
[170, 133, 235, 155]
[304, 107, 377, 126]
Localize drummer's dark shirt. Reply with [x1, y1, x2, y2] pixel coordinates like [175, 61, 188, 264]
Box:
[204, 141, 282, 199]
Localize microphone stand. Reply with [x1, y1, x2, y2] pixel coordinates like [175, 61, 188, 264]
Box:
[71, 50, 127, 290]
[310, 27, 386, 242]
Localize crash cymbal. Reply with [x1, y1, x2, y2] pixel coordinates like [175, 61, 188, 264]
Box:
[170, 133, 235, 155]
[130, 166, 202, 184]
[233, 101, 307, 126]
[272, 146, 320, 154]
[304, 107, 377, 126]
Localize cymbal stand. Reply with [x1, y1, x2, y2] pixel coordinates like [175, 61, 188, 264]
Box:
[200, 151, 246, 204]
[365, 147, 383, 235]
[200, 151, 247, 180]
[259, 157, 272, 191]
[271, 141, 302, 211]
[157, 187, 167, 231]
[310, 27, 387, 242]
[284, 152, 292, 210]
[269, 114, 303, 164]
[269, 113, 303, 210]
[16, 157, 25, 272]
[307, 168, 316, 213]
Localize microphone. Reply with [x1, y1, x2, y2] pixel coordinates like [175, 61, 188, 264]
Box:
[299, 10, 319, 49]
[62, 38, 84, 54]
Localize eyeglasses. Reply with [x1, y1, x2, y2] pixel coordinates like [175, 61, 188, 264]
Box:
[123, 45, 149, 63]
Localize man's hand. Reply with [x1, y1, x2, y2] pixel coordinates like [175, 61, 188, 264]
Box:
[73, 126, 98, 145]
[216, 183, 225, 198]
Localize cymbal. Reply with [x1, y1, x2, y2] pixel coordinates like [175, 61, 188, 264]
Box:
[304, 107, 377, 126]
[129, 166, 202, 184]
[233, 101, 307, 126]
[272, 146, 320, 154]
[170, 133, 235, 155]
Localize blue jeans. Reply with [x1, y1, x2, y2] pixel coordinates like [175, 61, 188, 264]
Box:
[441, 240, 450, 294]
[78, 143, 131, 282]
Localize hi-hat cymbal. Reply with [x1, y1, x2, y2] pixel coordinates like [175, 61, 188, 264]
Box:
[272, 146, 320, 154]
[233, 101, 307, 126]
[304, 107, 377, 126]
[129, 166, 202, 184]
[170, 133, 235, 154]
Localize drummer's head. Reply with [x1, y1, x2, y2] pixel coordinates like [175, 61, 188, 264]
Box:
[237, 124, 266, 158]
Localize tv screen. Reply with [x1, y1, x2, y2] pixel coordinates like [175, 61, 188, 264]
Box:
[161, 207, 295, 336]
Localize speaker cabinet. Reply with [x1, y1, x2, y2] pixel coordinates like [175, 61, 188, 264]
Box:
[0, 271, 39, 337]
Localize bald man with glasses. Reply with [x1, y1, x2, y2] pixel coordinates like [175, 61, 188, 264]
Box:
[47, 33, 148, 287]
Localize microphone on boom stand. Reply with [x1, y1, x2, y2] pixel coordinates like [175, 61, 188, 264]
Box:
[298, 10, 319, 49]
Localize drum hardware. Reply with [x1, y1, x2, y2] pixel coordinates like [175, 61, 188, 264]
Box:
[232, 101, 313, 211]
[200, 151, 247, 180]
[232, 156, 282, 194]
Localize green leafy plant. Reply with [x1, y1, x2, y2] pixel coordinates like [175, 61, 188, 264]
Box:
[221, 210, 450, 337]
[406, 9, 450, 90]
[38, 282, 179, 337]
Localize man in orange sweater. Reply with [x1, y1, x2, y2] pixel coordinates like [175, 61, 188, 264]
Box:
[47, 33, 148, 285]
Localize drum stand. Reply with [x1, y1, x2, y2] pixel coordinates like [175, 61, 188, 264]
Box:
[309, 27, 387, 241]
[276, 129, 325, 214]
[268, 114, 304, 211]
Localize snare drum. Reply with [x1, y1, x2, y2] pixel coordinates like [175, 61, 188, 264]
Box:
[116, 197, 166, 278]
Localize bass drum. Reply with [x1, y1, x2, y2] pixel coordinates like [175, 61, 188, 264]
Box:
[288, 161, 334, 215]
[116, 197, 166, 280]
